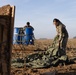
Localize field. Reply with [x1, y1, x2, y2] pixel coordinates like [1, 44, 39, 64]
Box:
[11, 39, 76, 75]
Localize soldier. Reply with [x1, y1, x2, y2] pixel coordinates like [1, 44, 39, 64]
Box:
[24, 22, 35, 45]
[53, 18, 69, 55]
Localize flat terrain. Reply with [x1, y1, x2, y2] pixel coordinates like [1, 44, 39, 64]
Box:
[11, 39, 76, 75]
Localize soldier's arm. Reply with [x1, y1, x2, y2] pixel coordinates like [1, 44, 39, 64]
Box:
[58, 25, 63, 42]
[30, 26, 34, 30]
[32, 27, 34, 31]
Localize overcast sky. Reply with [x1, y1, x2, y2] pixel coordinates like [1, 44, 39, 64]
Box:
[0, 0, 76, 39]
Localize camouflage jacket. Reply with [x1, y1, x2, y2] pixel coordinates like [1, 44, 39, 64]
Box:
[56, 24, 68, 41]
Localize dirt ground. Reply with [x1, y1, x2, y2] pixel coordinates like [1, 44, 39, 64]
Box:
[11, 39, 76, 75]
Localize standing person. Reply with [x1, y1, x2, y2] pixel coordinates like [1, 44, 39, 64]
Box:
[24, 22, 35, 45]
[53, 18, 69, 55]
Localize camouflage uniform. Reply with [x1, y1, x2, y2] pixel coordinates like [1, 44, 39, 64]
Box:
[55, 24, 69, 55]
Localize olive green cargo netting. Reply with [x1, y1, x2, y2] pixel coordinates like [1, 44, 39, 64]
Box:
[11, 36, 69, 68]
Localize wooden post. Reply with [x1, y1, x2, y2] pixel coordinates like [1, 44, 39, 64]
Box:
[0, 5, 15, 75]
[9, 6, 15, 75]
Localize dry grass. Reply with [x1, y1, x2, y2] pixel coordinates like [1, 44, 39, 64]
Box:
[11, 39, 76, 75]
